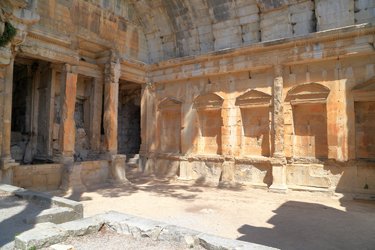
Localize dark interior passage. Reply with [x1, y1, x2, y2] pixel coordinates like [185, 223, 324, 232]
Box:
[118, 81, 141, 155]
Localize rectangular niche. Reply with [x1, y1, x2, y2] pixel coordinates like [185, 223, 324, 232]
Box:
[287, 83, 330, 159]
[236, 90, 272, 157]
[240, 107, 270, 156]
[197, 109, 222, 155]
[355, 101, 375, 159]
[194, 93, 224, 155]
[74, 75, 93, 161]
[158, 98, 182, 154]
[292, 103, 328, 158]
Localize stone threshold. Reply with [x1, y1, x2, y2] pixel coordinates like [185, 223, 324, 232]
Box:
[15, 211, 277, 250]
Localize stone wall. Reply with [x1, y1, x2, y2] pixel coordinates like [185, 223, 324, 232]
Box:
[13, 164, 63, 191]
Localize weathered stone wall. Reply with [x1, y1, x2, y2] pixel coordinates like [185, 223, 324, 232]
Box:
[13, 164, 63, 191]
[141, 48, 375, 193]
[34, 0, 148, 62]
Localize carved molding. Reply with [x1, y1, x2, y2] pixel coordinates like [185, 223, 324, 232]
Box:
[286, 82, 330, 105]
[235, 89, 272, 107]
[193, 93, 224, 110]
[158, 97, 182, 110]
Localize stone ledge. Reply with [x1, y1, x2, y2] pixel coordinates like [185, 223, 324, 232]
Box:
[0, 184, 83, 222]
[15, 222, 69, 250]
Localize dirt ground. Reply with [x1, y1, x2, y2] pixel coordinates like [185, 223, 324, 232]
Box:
[61, 175, 375, 250]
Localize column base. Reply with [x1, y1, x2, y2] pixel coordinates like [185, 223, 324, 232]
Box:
[269, 184, 288, 193]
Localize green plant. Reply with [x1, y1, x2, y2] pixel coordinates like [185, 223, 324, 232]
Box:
[0, 22, 17, 47]
[28, 246, 36, 250]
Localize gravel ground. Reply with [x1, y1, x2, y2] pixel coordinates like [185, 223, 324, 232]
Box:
[56, 227, 204, 250]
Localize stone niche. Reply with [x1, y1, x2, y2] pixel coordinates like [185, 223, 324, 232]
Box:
[235, 89, 272, 157]
[74, 75, 94, 161]
[193, 93, 224, 155]
[287, 83, 330, 159]
[352, 77, 375, 159]
[158, 97, 182, 154]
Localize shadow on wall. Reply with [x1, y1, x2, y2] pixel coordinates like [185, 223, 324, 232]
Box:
[237, 200, 375, 250]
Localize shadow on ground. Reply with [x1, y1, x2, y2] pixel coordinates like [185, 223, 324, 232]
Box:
[0, 191, 51, 249]
[237, 200, 375, 250]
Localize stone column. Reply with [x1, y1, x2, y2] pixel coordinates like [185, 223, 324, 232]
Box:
[0, 56, 17, 184]
[59, 64, 77, 162]
[103, 59, 120, 155]
[103, 57, 128, 183]
[1, 57, 14, 165]
[269, 65, 288, 193]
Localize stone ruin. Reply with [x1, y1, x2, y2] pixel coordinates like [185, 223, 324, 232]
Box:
[0, 0, 374, 195]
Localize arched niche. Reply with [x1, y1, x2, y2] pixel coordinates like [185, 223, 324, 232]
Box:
[158, 97, 182, 154]
[193, 93, 223, 155]
[352, 77, 375, 159]
[235, 90, 272, 157]
[287, 83, 330, 159]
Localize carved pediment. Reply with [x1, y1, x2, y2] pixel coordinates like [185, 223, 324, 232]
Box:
[158, 97, 182, 110]
[193, 93, 223, 110]
[235, 89, 272, 107]
[287, 83, 330, 105]
[352, 77, 375, 101]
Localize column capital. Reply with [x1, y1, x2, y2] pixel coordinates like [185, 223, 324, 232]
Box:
[274, 64, 283, 77]
[104, 60, 121, 84]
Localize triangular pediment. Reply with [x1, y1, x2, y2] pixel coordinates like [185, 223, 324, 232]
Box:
[193, 93, 223, 110]
[235, 89, 271, 107]
[158, 97, 182, 110]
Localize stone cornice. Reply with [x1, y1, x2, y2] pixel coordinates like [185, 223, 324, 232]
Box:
[149, 24, 375, 83]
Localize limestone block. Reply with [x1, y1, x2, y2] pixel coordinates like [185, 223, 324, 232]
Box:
[25, 207, 79, 224]
[191, 161, 222, 186]
[60, 216, 105, 236]
[109, 155, 128, 183]
[15, 222, 68, 250]
[316, 0, 355, 31]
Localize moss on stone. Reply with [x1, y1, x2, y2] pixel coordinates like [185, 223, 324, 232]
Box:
[0, 22, 17, 47]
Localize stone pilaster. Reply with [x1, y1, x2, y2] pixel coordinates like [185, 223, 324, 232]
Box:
[0, 56, 17, 183]
[269, 65, 288, 193]
[59, 64, 77, 162]
[103, 58, 120, 155]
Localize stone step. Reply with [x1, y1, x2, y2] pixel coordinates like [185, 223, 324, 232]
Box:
[25, 207, 80, 225]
